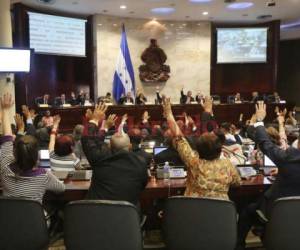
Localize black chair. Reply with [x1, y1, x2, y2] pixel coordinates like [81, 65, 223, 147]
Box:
[227, 95, 235, 104]
[64, 200, 143, 250]
[0, 197, 49, 250]
[211, 95, 221, 104]
[163, 196, 237, 250]
[265, 197, 300, 250]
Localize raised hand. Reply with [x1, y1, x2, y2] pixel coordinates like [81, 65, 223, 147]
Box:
[277, 110, 285, 125]
[187, 116, 195, 126]
[142, 111, 150, 121]
[239, 113, 244, 121]
[121, 113, 128, 123]
[255, 101, 266, 122]
[53, 115, 61, 129]
[14, 113, 25, 133]
[162, 98, 174, 120]
[0, 93, 14, 109]
[202, 96, 213, 114]
[92, 103, 107, 122]
[105, 114, 117, 130]
[21, 105, 31, 119]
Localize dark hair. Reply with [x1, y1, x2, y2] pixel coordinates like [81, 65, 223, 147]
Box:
[14, 135, 39, 172]
[54, 135, 74, 156]
[195, 133, 222, 160]
[220, 122, 231, 132]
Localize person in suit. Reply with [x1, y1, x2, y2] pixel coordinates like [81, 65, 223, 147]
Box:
[251, 91, 259, 103]
[119, 92, 134, 105]
[77, 90, 86, 106]
[155, 87, 166, 105]
[56, 94, 69, 106]
[234, 93, 243, 103]
[37, 94, 51, 106]
[180, 88, 195, 104]
[195, 92, 204, 104]
[236, 102, 300, 250]
[81, 104, 148, 206]
[268, 92, 281, 103]
[69, 92, 78, 106]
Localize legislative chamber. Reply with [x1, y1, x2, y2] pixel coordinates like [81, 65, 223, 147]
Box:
[1, 0, 300, 250]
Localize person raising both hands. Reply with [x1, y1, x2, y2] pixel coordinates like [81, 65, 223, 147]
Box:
[162, 97, 241, 200]
[0, 93, 64, 204]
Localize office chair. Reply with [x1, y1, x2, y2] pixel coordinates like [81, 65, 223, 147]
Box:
[211, 95, 221, 104]
[227, 95, 235, 104]
[0, 197, 49, 250]
[163, 196, 237, 250]
[265, 197, 300, 250]
[64, 200, 143, 250]
[35, 96, 43, 105]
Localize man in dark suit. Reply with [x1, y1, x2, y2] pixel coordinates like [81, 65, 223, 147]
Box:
[180, 88, 195, 104]
[36, 94, 51, 106]
[81, 105, 148, 206]
[236, 102, 300, 249]
[119, 92, 134, 105]
[55, 94, 69, 106]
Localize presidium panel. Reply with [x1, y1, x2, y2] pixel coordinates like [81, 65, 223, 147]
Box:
[37, 103, 286, 132]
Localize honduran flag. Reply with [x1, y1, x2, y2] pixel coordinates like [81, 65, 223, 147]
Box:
[113, 24, 136, 103]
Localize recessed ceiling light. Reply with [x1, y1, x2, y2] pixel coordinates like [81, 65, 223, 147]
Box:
[151, 7, 175, 15]
[227, 2, 254, 9]
[129, 11, 135, 14]
[120, 5, 127, 9]
[113, 23, 118, 27]
[202, 11, 209, 15]
[98, 23, 102, 26]
[189, 0, 212, 3]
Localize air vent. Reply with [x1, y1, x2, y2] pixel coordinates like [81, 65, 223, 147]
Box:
[224, 0, 236, 3]
[257, 15, 272, 20]
[37, 0, 56, 5]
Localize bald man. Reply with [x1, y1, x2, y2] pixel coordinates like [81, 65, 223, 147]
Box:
[81, 124, 148, 206]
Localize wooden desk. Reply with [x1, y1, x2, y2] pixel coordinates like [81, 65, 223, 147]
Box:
[53, 175, 271, 204]
[37, 103, 286, 132]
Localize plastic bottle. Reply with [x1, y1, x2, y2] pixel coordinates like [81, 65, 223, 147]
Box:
[163, 161, 170, 180]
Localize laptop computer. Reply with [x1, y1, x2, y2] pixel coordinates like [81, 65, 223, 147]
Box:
[39, 150, 50, 168]
[153, 146, 168, 155]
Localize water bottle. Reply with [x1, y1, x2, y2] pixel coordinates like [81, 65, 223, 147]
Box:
[163, 161, 170, 180]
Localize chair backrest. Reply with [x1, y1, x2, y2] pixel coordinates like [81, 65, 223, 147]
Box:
[163, 196, 237, 250]
[265, 197, 300, 250]
[64, 200, 142, 250]
[227, 95, 235, 104]
[211, 95, 221, 104]
[0, 197, 49, 250]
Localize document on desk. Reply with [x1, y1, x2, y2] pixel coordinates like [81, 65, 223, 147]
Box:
[263, 177, 272, 185]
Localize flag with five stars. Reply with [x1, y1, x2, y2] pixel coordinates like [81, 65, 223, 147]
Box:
[113, 24, 135, 103]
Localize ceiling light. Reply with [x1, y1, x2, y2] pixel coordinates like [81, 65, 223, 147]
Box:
[151, 7, 175, 15]
[120, 5, 127, 9]
[227, 2, 254, 9]
[202, 11, 209, 15]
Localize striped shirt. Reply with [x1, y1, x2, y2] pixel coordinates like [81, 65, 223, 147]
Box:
[50, 151, 80, 171]
[0, 136, 65, 204]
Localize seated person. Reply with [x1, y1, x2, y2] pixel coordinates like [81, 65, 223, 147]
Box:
[56, 94, 69, 106]
[81, 104, 148, 205]
[49, 116, 81, 171]
[251, 91, 259, 103]
[77, 90, 86, 106]
[119, 92, 134, 105]
[0, 94, 64, 204]
[163, 97, 241, 200]
[220, 122, 238, 145]
[154, 129, 185, 167]
[36, 94, 51, 106]
[98, 92, 113, 104]
[69, 92, 78, 106]
[195, 92, 204, 104]
[237, 102, 300, 249]
[269, 91, 281, 103]
[155, 86, 166, 105]
[234, 93, 243, 103]
[41, 110, 53, 128]
[136, 92, 147, 105]
[180, 88, 195, 104]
